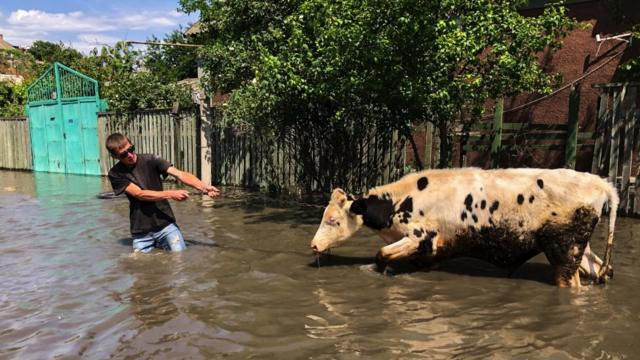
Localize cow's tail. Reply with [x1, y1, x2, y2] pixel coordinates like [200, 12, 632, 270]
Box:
[598, 181, 619, 282]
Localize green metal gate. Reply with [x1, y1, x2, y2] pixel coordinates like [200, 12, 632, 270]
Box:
[26, 62, 107, 175]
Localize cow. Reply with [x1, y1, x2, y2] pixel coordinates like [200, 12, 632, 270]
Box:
[310, 168, 619, 288]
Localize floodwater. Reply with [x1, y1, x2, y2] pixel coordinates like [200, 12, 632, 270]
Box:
[0, 170, 639, 360]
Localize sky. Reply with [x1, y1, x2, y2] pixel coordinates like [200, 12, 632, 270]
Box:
[0, 0, 198, 53]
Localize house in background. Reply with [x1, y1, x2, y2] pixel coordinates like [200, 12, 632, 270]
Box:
[0, 34, 25, 85]
[0, 34, 17, 51]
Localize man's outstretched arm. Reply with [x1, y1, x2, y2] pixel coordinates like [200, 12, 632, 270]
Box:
[124, 182, 189, 202]
[167, 167, 221, 197]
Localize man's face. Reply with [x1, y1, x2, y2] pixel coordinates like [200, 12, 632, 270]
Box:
[112, 141, 137, 166]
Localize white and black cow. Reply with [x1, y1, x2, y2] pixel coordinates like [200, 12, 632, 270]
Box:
[310, 168, 619, 288]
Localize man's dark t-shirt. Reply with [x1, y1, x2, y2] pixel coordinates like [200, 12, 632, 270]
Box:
[108, 154, 176, 235]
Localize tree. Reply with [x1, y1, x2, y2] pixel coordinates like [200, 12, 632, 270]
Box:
[0, 82, 27, 117]
[182, 0, 574, 169]
[27, 40, 83, 66]
[145, 27, 198, 82]
[71, 41, 193, 111]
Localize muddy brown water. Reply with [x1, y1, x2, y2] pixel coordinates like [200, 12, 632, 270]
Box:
[1, 170, 639, 359]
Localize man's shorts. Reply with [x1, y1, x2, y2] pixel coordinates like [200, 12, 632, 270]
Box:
[132, 223, 186, 253]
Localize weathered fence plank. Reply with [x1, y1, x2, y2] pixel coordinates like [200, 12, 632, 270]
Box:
[593, 83, 640, 216]
[619, 86, 637, 213]
[565, 85, 581, 169]
[0, 117, 32, 170]
[97, 108, 198, 176]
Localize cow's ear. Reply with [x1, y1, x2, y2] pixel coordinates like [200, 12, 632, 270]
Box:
[350, 198, 367, 215]
[331, 188, 348, 207]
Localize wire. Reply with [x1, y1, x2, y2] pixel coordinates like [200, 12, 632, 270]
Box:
[478, 44, 629, 121]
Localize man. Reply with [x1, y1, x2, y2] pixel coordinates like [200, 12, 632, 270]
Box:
[106, 133, 220, 253]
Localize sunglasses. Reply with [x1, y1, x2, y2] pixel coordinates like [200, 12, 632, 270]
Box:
[114, 144, 136, 160]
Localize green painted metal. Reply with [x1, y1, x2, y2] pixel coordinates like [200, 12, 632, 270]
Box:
[26, 62, 105, 175]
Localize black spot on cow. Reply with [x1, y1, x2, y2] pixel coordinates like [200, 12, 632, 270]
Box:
[417, 177, 429, 191]
[350, 195, 394, 230]
[552, 212, 557, 216]
[529, 195, 535, 203]
[336, 221, 341, 226]
[475, 204, 478, 209]
[518, 221, 524, 227]
[480, 200, 486, 210]
[396, 196, 414, 224]
[398, 196, 413, 213]
[517, 194, 525, 205]
[537, 179, 544, 189]
[461, 211, 468, 221]
[413, 229, 423, 238]
[417, 231, 437, 255]
[419, 210, 424, 216]
[489, 218, 495, 226]
[472, 214, 478, 223]
[489, 201, 500, 214]
[480, 187, 483, 191]
[464, 194, 474, 211]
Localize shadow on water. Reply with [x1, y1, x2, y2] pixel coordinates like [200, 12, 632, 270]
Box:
[211, 188, 325, 226]
[311, 253, 556, 285]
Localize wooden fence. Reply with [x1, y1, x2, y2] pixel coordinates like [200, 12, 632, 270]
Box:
[0, 116, 32, 171]
[461, 88, 593, 169]
[210, 118, 409, 194]
[592, 82, 639, 216]
[97, 108, 199, 176]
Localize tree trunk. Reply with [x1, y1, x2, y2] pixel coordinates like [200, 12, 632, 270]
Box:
[403, 125, 424, 171]
[438, 121, 452, 168]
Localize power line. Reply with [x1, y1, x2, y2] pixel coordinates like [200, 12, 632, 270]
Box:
[123, 40, 203, 48]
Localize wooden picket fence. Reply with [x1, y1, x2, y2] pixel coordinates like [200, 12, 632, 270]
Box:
[97, 108, 199, 176]
[591, 82, 639, 216]
[2, 84, 638, 217]
[0, 116, 32, 171]
[210, 119, 409, 194]
[461, 88, 592, 169]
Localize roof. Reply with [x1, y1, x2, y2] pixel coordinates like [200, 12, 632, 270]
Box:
[185, 22, 203, 36]
[0, 35, 15, 50]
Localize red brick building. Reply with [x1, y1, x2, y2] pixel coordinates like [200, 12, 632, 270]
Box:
[412, 0, 639, 171]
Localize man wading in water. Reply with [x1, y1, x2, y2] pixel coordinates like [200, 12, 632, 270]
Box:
[106, 133, 220, 253]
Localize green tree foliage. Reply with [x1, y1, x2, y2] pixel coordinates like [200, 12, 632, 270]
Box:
[145, 27, 198, 82]
[1, 37, 193, 114]
[74, 42, 193, 111]
[0, 82, 27, 117]
[182, 0, 575, 168]
[27, 40, 83, 66]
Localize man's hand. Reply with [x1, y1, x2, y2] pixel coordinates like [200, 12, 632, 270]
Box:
[202, 185, 221, 197]
[168, 190, 189, 201]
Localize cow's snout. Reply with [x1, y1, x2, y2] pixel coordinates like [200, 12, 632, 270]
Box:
[311, 244, 319, 253]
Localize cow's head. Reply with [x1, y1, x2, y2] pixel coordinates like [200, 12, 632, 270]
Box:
[311, 188, 363, 253]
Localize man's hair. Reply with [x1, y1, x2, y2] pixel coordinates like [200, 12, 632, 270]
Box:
[105, 133, 130, 154]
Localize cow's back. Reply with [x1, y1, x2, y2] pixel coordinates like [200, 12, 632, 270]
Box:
[368, 168, 613, 239]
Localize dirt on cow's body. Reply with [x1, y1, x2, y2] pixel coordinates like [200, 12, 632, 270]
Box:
[1, 170, 639, 359]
